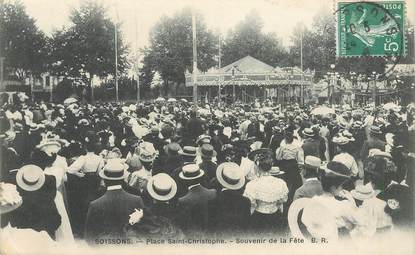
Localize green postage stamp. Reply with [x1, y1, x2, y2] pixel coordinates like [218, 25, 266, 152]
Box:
[337, 1, 406, 57]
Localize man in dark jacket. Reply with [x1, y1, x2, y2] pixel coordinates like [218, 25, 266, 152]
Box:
[85, 159, 145, 244]
[209, 162, 251, 237]
[293, 156, 323, 200]
[176, 164, 217, 238]
[10, 165, 61, 239]
[360, 125, 386, 161]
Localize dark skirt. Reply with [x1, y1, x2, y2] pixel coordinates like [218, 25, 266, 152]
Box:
[279, 159, 303, 204]
[249, 211, 287, 236]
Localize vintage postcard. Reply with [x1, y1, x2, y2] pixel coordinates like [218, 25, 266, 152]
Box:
[0, 0, 414, 254]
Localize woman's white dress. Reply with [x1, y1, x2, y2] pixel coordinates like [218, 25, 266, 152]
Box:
[44, 161, 74, 243]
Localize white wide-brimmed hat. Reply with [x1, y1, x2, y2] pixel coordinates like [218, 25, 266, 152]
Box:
[16, 165, 46, 192]
[99, 159, 129, 180]
[147, 173, 177, 201]
[216, 162, 245, 190]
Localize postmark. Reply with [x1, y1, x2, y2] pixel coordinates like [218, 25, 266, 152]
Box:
[336, 1, 406, 58]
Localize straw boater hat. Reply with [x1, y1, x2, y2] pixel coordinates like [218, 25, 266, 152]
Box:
[37, 140, 62, 155]
[199, 144, 217, 158]
[370, 125, 383, 135]
[216, 162, 245, 190]
[322, 161, 352, 178]
[196, 134, 212, 146]
[147, 173, 177, 201]
[99, 159, 129, 180]
[351, 184, 375, 201]
[179, 146, 197, 157]
[303, 128, 315, 138]
[0, 182, 23, 214]
[179, 164, 204, 180]
[16, 165, 46, 192]
[138, 142, 158, 162]
[304, 156, 321, 169]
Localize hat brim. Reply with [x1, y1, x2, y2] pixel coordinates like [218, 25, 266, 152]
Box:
[139, 155, 157, 162]
[146, 178, 177, 201]
[179, 169, 205, 180]
[351, 190, 374, 201]
[98, 164, 129, 180]
[199, 148, 217, 158]
[178, 151, 197, 157]
[16, 169, 46, 192]
[216, 163, 245, 190]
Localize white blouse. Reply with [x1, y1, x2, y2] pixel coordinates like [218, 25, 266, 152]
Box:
[243, 175, 288, 214]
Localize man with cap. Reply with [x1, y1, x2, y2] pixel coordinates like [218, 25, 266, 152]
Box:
[301, 128, 322, 159]
[208, 162, 251, 237]
[197, 144, 218, 185]
[84, 159, 145, 244]
[176, 164, 217, 238]
[146, 173, 178, 221]
[152, 143, 183, 176]
[293, 156, 324, 200]
[360, 125, 386, 161]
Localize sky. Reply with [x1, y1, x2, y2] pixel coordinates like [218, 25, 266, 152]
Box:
[18, 0, 415, 56]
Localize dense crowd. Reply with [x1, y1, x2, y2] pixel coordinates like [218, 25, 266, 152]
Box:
[0, 95, 414, 249]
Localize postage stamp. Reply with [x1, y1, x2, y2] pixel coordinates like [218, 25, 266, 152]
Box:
[336, 1, 406, 57]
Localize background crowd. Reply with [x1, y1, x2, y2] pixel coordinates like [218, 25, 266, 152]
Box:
[0, 94, 414, 248]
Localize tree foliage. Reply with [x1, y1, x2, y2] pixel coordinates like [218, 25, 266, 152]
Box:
[140, 8, 218, 94]
[222, 10, 288, 67]
[0, 1, 48, 79]
[49, 1, 129, 87]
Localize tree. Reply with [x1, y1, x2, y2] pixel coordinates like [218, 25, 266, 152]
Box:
[141, 8, 218, 96]
[222, 10, 289, 67]
[150, 71, 163, 96]
[0, 1, 48, 79]
[288, 8, 386, 80]
[49, 1, 129, 100]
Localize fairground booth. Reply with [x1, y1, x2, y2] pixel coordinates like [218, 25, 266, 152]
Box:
[185, 56, 314, 105]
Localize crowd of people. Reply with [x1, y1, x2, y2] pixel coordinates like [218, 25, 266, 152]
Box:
[0, 94, 414, 249]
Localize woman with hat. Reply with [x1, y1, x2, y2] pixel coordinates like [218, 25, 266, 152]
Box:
[32, 141, 74, 243]
[126, 142, 158, 195]
[301, 161, 366, 241]
[243, 148, 289, 236]
[275, 126, 304, 204]
[66, 140, 105, 238]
